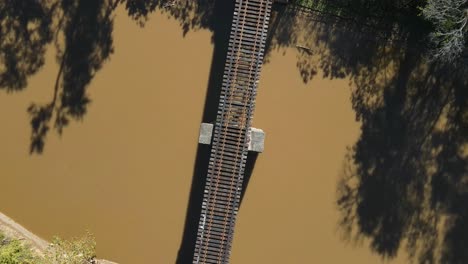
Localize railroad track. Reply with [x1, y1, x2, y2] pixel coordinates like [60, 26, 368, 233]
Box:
[193, 0, 273, 263]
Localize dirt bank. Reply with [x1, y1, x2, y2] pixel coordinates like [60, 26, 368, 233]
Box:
[0, 211, 117, 264]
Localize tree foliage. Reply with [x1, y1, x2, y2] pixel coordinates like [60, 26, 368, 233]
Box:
[0, 232, 38, 264]
[422, 0, 468, 62]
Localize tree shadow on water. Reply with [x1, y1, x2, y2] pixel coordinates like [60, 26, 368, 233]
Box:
[27, 0, 117, 154]
[337, 58, 467, 264]
[0, 0, 161, 154]
[0, 1, 53, 92]
[264, 2, 467, 263]
[279, 4, 467, 264]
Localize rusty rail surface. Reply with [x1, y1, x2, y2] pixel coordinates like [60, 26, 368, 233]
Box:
[193, 0, 273, 263]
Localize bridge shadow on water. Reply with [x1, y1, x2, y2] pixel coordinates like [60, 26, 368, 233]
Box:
[175, 1, 259, 263]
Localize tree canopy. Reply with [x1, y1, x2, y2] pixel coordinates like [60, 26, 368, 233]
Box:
[422, 0, 468, 63]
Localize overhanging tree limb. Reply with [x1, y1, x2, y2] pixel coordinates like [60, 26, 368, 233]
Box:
[422, 0, 468, 62]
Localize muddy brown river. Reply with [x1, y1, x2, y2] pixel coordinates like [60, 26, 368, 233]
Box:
[0, 6, 408, 264]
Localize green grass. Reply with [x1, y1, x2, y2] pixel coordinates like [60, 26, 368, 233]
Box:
[0, 231, 96, 264]
[0, 232, 37, 264]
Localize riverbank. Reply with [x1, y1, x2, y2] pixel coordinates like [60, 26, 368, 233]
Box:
[0, 211, 117, 264]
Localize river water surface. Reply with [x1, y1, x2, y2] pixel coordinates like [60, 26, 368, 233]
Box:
[0, 6, 407, 264]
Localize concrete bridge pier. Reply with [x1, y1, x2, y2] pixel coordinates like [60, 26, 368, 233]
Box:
[198, 123, 265, 153]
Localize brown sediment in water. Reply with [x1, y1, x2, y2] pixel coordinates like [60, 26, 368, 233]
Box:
[0, 6, 410, 264]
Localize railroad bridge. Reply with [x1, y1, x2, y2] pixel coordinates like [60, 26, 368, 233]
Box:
[193, 0, 274, 263]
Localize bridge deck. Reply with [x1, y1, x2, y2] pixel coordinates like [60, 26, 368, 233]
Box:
[193, 0, 273, 263]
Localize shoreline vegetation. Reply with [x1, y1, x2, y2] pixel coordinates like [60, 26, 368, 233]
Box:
[293, 0, 468, 63]
[0, 211, 117, 264]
